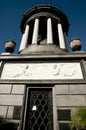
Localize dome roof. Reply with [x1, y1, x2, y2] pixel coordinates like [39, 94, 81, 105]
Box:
[20, 4, 69, 34]
[19, 4, 69, 54]
[20, 44, 67, 55]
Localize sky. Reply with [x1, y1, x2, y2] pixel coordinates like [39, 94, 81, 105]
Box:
[0, 0, 86, 53]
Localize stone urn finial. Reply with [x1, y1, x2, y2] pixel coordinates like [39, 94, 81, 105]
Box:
[5, 40, 16, 53]
[70, 37, 82, 52]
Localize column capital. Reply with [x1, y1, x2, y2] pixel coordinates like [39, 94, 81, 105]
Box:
[33, 17, 40, 21]
[57, 19, 62, 24]
[46, 15, 53, 20]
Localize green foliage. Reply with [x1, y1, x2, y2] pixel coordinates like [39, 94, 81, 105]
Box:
[70, 107, 86, 130]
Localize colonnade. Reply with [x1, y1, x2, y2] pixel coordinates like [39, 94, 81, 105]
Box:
[19, 17, 66, 52]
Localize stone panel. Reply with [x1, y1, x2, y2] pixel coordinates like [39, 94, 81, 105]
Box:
[70, 95, 86, 106]
[55, 85, 69, 94]
[56, 95, 86, 107]
[0, 84, 12, 94]
[7, 106, 14, 118]
[69, 84, 86, 94]
[0, 95, 23, 106]
[0, 106, 8, 118]
[12, 84, 25, 94]
[56, 95, 70, 106]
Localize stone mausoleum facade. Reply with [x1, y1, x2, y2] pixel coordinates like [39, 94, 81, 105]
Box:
[0, 4, 86, 130]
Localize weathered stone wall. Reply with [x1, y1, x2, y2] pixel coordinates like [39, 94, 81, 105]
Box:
[55, 84, 86, 107]
[0, 84, 25, 122]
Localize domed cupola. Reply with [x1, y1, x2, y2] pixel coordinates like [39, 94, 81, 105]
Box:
[19, 4, 69, 54]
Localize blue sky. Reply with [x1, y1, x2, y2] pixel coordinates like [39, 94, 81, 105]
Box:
[0, 0, 86, 53]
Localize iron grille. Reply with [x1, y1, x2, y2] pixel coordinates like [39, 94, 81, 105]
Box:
[26, 88, 53, 130]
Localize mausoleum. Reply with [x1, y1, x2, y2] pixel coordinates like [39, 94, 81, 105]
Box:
[0, 4, 86, 130]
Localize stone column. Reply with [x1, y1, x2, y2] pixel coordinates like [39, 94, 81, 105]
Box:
[57, 23, 66, 49]
[64, 32, 68, 50]
[32, 18, 39, 44]
[64, 32, 68, 44]
[47, 18, 53, 44]
[19, 24, 30, 52]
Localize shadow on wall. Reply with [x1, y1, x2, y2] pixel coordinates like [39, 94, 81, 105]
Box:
[0, 117, 18, 130]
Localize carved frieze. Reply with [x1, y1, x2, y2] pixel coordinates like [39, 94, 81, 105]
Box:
[1, 62, 83, 80]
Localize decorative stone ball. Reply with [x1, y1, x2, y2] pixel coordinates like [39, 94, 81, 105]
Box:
[70, 38, 81, 52]
[5, 40, 16, 53]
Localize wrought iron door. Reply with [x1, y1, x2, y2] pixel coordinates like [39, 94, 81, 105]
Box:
[25, 88, 53, 130]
